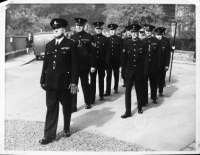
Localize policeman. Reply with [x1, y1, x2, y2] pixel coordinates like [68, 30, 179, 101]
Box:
[121, 24, 148, 118]
[161, 27, 172, 87]
[90, 22, 109, 103]
[70, 18, 97, 110]
[154, 27, 171, 96]
[104, 24, 123, 96]
[40, 18, 79, 145]
[143, 24, 160, 105]
[121, 25, 132, 87]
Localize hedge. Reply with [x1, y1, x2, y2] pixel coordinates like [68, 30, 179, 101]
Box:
[168, 37, 196, 52]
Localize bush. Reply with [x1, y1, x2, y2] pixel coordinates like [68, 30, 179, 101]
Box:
[169, 37, 196, 52]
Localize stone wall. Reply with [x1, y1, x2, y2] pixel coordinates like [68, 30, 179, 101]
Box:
[173, 50, 195, 62]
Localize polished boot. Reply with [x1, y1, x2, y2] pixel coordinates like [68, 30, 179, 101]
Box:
[39, 137, 54, 145]
[121, 113, 131, 118]
[85, 104, 91, 109]
[63, 129, 70, 138]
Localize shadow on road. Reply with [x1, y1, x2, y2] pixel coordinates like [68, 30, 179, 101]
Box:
[71, 107, 115, 131]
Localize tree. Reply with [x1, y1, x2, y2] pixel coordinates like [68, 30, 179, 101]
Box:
[102, 4, 165, 31]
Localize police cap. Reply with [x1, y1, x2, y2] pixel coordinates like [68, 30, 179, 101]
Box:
[108, 24, 118, 30]
[74, 18, 87, 26]
[50, 18, 68, 29]
[130, 24, 142, 32]
[154, 27, 165, 35]
[144, 24, 155, 31]
[93, 22, 104, 29]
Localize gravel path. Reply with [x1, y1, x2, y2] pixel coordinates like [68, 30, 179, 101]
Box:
[5, 120, 153, 151]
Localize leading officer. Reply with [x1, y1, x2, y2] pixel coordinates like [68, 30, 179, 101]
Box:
[104, 24, 123, 96]
[121, 24, 148, 118]
[90, 22, 109, 103]
[70, 18, 97, 110]
[40, 18, 79, 145]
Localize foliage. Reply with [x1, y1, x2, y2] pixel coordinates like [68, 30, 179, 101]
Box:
[169, 37, 196, 51]
[102, 4, 166, 30]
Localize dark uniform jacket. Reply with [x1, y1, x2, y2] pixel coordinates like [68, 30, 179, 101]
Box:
[107, 35, 123, 68]
[70, 31, 96, 71]
[94, 33, 109, 68]
[142, 37, 160, 73]
[162, 36, 172, 52]
[40, 37, 79, 90]
[158, 38, 171, 69]
[122, 38, 148, 81]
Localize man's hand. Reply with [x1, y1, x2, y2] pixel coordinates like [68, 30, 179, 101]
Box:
[41, 84, 46, 90]
[90, 67, 96, 73]
[172, 46, 175, 50]
[165, 66, 169, 71]
[68, 84, 79, 94]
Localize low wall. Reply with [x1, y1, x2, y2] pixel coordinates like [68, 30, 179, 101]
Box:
[5, 49, 27, 61]
[173, 50, 195, 62]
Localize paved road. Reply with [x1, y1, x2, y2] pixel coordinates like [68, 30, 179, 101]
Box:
[5, 53, 196, 151]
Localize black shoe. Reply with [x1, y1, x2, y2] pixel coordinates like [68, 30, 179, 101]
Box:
[39, 137, 53, 145]
[71, 107, 77, 113]
[153, 99, 158, 104]
[99, 96, 104, 100]
[122, 84, 126, 87]
[138, 109, 143, 114]
[85, 104, 91, 109]
[63, 130, 70, 138]
[104, 93, 110, 96]
[114, 90, 118, 94]
[121, 113, 131, 118]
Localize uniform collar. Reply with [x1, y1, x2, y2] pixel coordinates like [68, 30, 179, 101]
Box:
[55, 36, 64, 45]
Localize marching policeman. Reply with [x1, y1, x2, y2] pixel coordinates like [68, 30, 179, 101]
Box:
[40, 18, 79, 145]
[143, 24, 160, 105]
[121, 24, 148, 118]
[70, 18, 97, 110]
[154, 27, 171, 96]
[121, 25, 132, 87]
[90, 22, 109, 103]
[104, 24, 123, 96]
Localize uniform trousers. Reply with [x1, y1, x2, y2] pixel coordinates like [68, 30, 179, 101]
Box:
[143, 71, 158, 103]
[105, 65, 119, 94]
[44, 89, 72, 139]
[90, 66, 105, 102]
[125, 76, 143, 114]
[71, 70, 90, 109]
[158, 69, 166, 94]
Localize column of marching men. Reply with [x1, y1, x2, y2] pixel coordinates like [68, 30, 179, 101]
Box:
[39, 17, 171, 145]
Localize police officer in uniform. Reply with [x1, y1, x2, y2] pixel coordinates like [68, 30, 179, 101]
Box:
[70, 18, 97, 110]
[90, 22, 109, 103]
[121, 24, 148, 118]
[104, 24, 123, 96]
[143, 24, 160, 105]
[121, 25, 132, 87]
[154, 27, 171, 96]
[39, 18, 79, 145]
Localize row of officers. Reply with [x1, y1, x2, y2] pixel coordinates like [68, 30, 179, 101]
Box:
[39, 17, 171, 145]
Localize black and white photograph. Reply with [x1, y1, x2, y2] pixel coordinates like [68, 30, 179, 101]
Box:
[0, 0, 200, 154]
